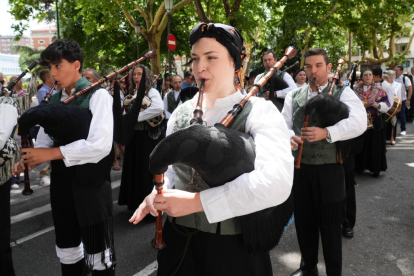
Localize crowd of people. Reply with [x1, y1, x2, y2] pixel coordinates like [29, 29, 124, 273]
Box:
[0, 21, 413, 276]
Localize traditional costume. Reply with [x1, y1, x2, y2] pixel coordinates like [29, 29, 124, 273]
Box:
[353, 80, 390, 176]
[152, 23, 294, 276]
[34, 77, 116, 275]
[282, 79, 366, 275]
[0, 96, 19, 276]
[118, 67, 164, 211]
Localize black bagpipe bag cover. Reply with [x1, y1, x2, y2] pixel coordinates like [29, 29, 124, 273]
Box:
[149, 123, 293, 253]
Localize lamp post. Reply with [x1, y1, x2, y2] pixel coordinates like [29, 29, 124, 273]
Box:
[165, 0, 173, 76]
[55, 0, 60, 39]
[134, 22, 140, 59]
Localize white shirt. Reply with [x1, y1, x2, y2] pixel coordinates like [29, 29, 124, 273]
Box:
[35, 88, 114, 167]
[137, 88, 164, 122]
[395, 74, 412, 100]
[377, 81, 394, 112]
[282, 83, 366, 143]
[254, 71, 298, 98]
[164, 92, 294, 223]
[388, 81, 402, 99]
[163, 90, 182, 119]
[0, 101, 18, 149]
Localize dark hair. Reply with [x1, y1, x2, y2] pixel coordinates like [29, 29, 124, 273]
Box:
[304, 48, 329, 65]
[293, 68, 307, 82]
[39, 39, 83, 73]
[263, 50, 277, 59]
[372, 66, 382, 77]
[248, 70, 258, 78]
[395, 65, 404, 71]
[39, 69, 50, 83]
[128, 64, 152, 94]
[184, 71, 192, 78]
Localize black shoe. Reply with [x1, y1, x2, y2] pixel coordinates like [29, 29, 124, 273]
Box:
[290, 267, 318, 276]
[342, 227, 354, 238]
[372, 172, 380, 178]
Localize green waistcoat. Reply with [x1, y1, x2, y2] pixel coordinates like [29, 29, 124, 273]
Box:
[166, 91, 180, 114]
[48, 77, 97, 108]
[170, 97, 257, 235]
[292, 83, 345, 165]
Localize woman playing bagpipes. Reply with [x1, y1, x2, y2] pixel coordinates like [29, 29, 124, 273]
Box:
[353, 68, 390, 177]
[129, 23, 294, 275]
[14, 39, 116, 276]
[118, 64, 164, 211]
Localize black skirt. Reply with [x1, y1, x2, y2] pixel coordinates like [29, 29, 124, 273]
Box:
[355, 114, 387, 173]
[118, 130, 160, 210]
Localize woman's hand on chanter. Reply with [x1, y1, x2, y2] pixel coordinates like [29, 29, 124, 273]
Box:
[152, 190, 204, 218]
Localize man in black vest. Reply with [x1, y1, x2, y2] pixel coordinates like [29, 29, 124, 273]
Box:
[255, 50, 297, 111]
[282, 48, 366, 276]
[164, 75, 182, 119]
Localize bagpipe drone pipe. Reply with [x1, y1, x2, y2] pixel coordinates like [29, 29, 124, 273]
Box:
[150, 46, 297, 253]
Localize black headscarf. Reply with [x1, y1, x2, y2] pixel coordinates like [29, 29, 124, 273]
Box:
[189, 22, 246, 71]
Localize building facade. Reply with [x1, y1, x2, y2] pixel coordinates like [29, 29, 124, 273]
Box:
[0, 36, 31, 55]
[31, 25, 57, 51]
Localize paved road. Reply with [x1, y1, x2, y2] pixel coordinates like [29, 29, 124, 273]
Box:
[10, 123, 414, 275]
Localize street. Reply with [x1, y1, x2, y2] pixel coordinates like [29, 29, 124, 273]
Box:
[10, 123, 414, 276]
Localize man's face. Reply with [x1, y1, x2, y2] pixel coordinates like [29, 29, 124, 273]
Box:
[83, 71, 98, 83]
[184, 75, 192, 85]
[49, 59, 81, 89]
[262, 53, 277, 71]
[395, 67, 402, 77]
[388, 73, 395, 82]
[172, 76, 182, 91]
[304, 55, 332, 86]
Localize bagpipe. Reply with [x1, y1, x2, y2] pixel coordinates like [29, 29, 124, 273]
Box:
[113, 63, 169, 146]
[150, 46, 297, 253]
[295, 58, 350, 169]
[18, 51, 156, 195]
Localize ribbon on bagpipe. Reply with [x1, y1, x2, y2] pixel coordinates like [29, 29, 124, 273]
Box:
[17, 51, 156, 195]
[150, 46, 297, 253]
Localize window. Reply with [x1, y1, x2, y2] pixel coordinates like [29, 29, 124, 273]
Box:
[405, 60, 410, 68]
[38, 40, 45, 44]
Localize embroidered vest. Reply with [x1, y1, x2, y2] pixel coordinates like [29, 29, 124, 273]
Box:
[170, 97, 257, 235]
[291, 84, 345, 165]
[166, 91, 180, 114]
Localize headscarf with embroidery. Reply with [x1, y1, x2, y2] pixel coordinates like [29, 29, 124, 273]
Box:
[189, 22, 246, 71]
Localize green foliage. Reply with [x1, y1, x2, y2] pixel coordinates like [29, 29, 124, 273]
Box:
[11, 45, 42, 75]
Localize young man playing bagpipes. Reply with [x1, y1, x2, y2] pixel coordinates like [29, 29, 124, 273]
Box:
[282, 48, 366, 276]
[14, 39, 116, 276]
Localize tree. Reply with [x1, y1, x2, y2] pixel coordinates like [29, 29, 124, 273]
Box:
[11, 45, 42, 75]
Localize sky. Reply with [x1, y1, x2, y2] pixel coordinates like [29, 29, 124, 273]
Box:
[0, 0, 51, 36]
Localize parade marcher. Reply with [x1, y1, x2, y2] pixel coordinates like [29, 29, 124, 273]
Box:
[254, 50, 297, 111]
[354, 68, 390, 178]
[14, 39, 116, 276]
[384, 70, 402, 145]
[118, 64, 164, 211]
[373, 67, 393, 110]
[395, 65, 412, 135]
[181, 71, 193, 89]
[9, 76, 26, 97]
[129, 22, 293, 276]
[37, 69, 57, 103]
[83, 68, 100, 84]
[163, 75, 182, 120]
[294, 68, 307, 87]
[282, 48, 366, 276]
[244, 70, 258, 92]
[0, 96, 19, 276]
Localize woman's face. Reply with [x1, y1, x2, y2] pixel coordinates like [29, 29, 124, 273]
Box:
[191, 37, 235, 94]
[362, 71, 373, 85]
[165, 80, 171, 89]
[133, 67, 143, 84]
[295, 71, 307, 84]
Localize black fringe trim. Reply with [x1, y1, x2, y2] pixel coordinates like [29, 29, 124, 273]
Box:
[239, 192, 294, 254]
[80, 216, 116, 274]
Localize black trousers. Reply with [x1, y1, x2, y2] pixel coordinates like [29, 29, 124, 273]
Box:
[342, 154, 356, 229]
[157, 219, 273, 276]
[0, 179, 15, 276]
[293, 164, 345, 276]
